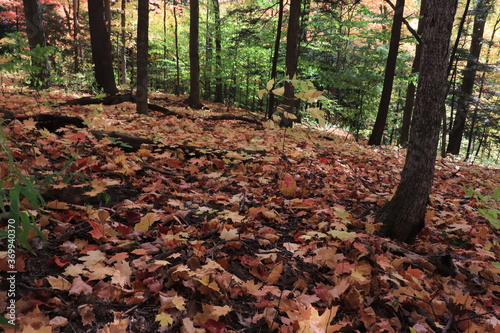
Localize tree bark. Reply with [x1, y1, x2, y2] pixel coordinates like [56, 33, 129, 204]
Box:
[120, 0, 127, 85]
[267, 0, 284, 119]
[400, 0, 425, 147]
[368, 0, 405, 146]
[447, 0, 493, 154]
[377, 0, 458, 244]
[88, 0, 118, 96]
[283, 0, 301, 111]
[136, 0, 149, 115]
[186, 0, 203, 109]
[22, 0, 51, 88]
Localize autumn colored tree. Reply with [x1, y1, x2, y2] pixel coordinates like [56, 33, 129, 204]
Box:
[88, 0, 118, 95]
[22, 0, 51, 88]
[377, 0, 458, 243]
[447, 0, 494, 154]
[368, 0, 405, 146]
[135, 0, 149, 115]
[186, 0, 203, 109]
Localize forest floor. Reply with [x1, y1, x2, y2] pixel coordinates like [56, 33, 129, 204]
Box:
[0, 88, 499, 333]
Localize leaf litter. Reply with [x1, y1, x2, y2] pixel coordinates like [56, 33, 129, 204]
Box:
[0, 90, 499, 332]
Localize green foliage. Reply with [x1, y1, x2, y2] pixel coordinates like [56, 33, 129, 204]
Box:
[464, 186, 500, 229]
[0, 125, 46, 254]
[258, 77, 329, 128]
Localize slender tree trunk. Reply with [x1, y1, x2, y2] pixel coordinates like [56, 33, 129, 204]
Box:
[400, 0, 425, 147]
[88, 0, 118, 95]
[22, 0, 51, 88]
[187, 0, 203, 109]
[173, 0, 181, 96]
[377, 0, 458, 244]
[368, 0, 405, 146]
[136, 0, 149, 115]
[204, 4, 212, 100]
[267, 0, 284, 119]
[72, 0, 80, 73]
[283, 0, 302, 113]
[447, 0, 493, 154]
[120, 0, 127, 85]
[213, 0, 223, 103]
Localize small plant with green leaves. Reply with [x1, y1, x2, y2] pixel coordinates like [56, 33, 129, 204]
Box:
[464, 186, 500, 229]
[0, 125, 46, 254]
[257, 76, 329, 128]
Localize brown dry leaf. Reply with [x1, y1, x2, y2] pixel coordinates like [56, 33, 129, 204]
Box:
[267, 261, 283, 285]
[78, 304, 95, 326]
[69, 276, 93, 295]
[46, 276, 71, 290]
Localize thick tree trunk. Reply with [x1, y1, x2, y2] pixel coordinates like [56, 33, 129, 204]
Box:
[187, 0, 203, 109]
[136, 0, 149, 115]
[378, 0, 458, 244]
[400, 0, 425, 147]
[368, 0, 404, 146]
[22, 0, 51, 88]
[283, 0, 301, 112]
[88, 0, 118, 96]
[447, 0, 493, 154]
[267, 0, 284, 119]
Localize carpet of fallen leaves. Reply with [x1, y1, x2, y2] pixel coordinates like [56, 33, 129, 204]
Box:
[0, 89, 499, 333]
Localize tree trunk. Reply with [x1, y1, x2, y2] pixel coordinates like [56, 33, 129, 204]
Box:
[173, 0, 181, 96]
[88, 0, 118, 95]
[72, 0, 80, 73]
[400, 0, 425, 147]
[377, 0, 458, 244]
[186, 0, 203, 109]
[213, 0, 223, 103]
[22, 0, 51, 88]
[283, 0, 301, 112]
[447, 0, 493, 154]
[120, 0, 127, 85]
[368, 0, 405, 146]
[135, 0, 149, 115]
[267, 0, 284, 119]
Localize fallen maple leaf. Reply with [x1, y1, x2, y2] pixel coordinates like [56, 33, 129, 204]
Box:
[134, 212, 157, 232]
[69, 276, 93, 295]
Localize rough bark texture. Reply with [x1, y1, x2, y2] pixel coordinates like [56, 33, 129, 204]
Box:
[88, 0, 118, 96]
[378, 0, 458, 243]
[22, 0, 51, 88]
[447, 0, 493, 154]
[136, 0, 149, 115]
[186, 0, 203, 109]
[368, 0, 404, 146]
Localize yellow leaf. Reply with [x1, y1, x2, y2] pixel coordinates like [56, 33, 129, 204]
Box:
[220, 228, 239, 241]
[134, 212, 157, 232]
[272, 86, 285, 96]
[266, 78, 275, 91]
[46, 276, 71, 290]
[155, 313, 173, 328]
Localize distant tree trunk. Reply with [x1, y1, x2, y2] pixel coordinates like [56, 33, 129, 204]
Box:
[173, 0, 181, 95]
[400, 0, 425, 147]
[135, 0, 149, 115]
[283, 0, 301, 112]
[440, 0, 471, 158]
[120, 0, 127, 85]
[377, 0, 458, 244]
[204, 4, 212, 100]
[267, 0, 284, 119]
[22, 0, 51, 88]
[447, 0, 493, 154]
[368, 0, 405, 146]
[88, 0, 118, 95]
[72, 0, 80, 73]
[162, 0, 167, 89]
[186, 0, 202, 109]
[213, 0, 223, 103]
